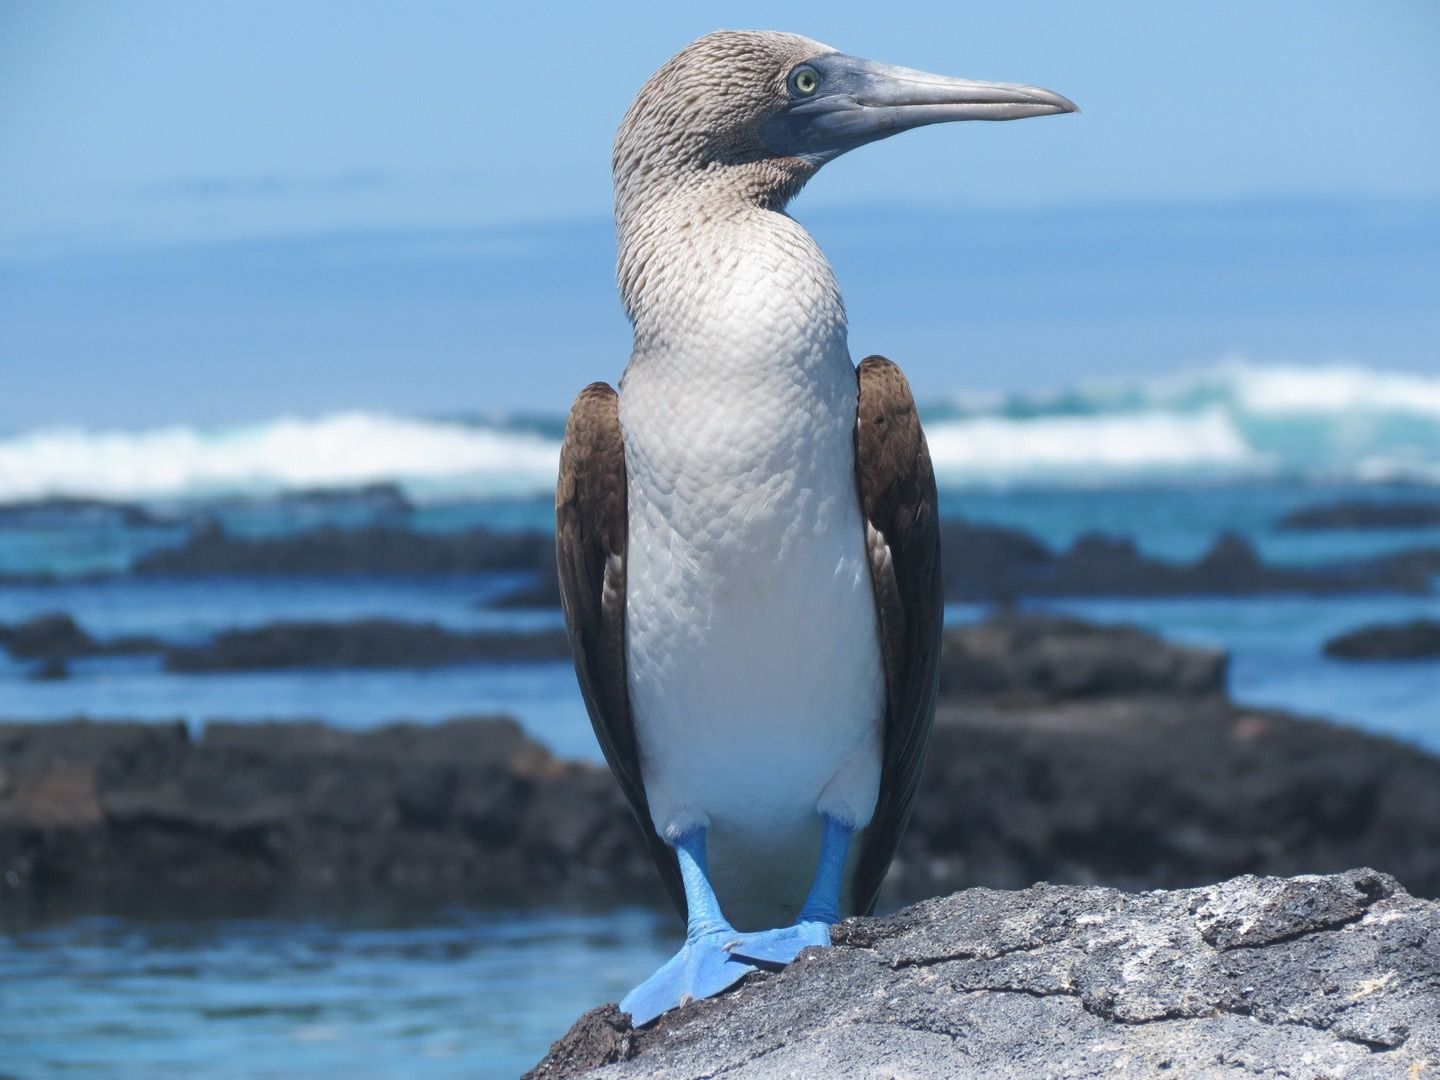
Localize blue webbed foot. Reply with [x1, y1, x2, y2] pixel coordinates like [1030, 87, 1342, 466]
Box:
[726, 815, 852, 968]
[620, 927, 758, 1026]
[724, 919, 832, 968]
[621, 816, 853, 1026]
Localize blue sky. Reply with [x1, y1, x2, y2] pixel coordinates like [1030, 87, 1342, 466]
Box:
[1, 1, 1438, 428]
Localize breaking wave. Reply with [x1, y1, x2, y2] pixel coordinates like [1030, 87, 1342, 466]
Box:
[1, 361, 1438, 502]
[924, 360, 1440, 486]
[0, 412, 561, 502]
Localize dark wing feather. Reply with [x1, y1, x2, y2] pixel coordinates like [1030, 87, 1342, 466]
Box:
[850, 356, 943, 915]
[555, 383, 685, 916]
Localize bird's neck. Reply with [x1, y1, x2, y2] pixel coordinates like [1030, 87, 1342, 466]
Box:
[616, 172, 847, 372]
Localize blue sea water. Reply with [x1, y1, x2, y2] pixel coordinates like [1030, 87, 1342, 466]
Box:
[1, 904, 674, 1080]
[3, 361, 1440, 1076]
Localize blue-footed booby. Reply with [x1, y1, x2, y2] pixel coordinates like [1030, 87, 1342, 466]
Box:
[557, 30, 1075, 1025]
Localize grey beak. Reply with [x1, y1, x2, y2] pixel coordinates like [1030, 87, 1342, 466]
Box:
[760, 54, 1077, 162]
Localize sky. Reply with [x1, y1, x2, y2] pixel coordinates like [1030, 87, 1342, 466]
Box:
[1, 0, 1438, 429]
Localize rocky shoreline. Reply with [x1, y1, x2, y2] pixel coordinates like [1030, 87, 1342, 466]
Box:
[4, 614, 1437, 908]
[8, 502, 1439, 682]
[0, 612, 571, 678]
[21, 514, 1429, 601]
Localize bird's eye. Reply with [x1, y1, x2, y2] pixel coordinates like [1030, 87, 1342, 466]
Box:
[789, 65, 820, 97]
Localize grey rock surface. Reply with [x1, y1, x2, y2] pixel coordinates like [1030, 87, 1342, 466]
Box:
[1279, 499, 1440, 531]
[161, 618, 571, 671]
[0, 716, 661, 900]
[528, 869, 1440, 1079]
[938, 612, 1227, 702]
[1324, 619, 1440, 661]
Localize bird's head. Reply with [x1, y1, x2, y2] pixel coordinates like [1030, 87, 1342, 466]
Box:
[614, 30, 1076, 212]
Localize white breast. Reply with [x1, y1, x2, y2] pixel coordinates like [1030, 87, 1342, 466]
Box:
[618, 206, 885, 929]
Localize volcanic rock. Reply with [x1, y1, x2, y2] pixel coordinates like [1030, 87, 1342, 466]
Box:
[527, 869, 1439, 1079]
[0, 717, 654, 898]
[1324, 618, 1440, 660]
[161, 618, 571, 671]
[133, 521, 552, 576]
[1280, 498, 1440, 531]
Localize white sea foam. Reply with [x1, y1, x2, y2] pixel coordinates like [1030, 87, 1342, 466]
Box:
[1, 361, 1437, 501]
[0, 412, 562, 502]
[1135, 359, 1440, 419]
[930, 359, 1440, 485]
[924, 407, 1259, 482]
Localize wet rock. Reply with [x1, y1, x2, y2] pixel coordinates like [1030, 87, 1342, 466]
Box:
[938, 612, 1226, 703]
[0, 612, 165, 662]
[0, 613, 98, 660]
[1324, 618, 1440, 660]
[161, 618, 571, 671]
[0, 717, 655, 898]
[899, 691, 1440, 903]
[528, 869, 1439, 1079]
[153, 516, 1438, 609]
[133, 521, 552, 576]
[0, 611, 569, 671]
[271, 482, 414, 515]
[484, 521, 1438, 612]
[944, 525, 1433, 601]
[934, 519, 1052, 606]
[4, 614, 1440, 908]
[0, 496, 163, 528]
[1281, 498, 1440, 531]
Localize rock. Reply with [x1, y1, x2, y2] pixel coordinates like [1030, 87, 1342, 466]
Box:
[1281, 498, 1440, 531]
[28, 657, 70, 681]
[899, 693, 1440, 902]
[943, 525, 1434, 601]
[0, 612, 165, 662]
[526, 522, 1437, 607]
[0, 611, 568, 670]
[270, 481, 414, 515]
[1324, 618, 1440, 660]
[0, 613, 98, 660]
[0, 496, 163, 528]
[483, 521, 1439, 612]
[144, 517, 1438, 605]
[3, 614, 1439, 904]
[934, 519, 1052, 606]
[161, 618, 571, 671]
[189, 483, 416, 533]
[0, 717, 657, 897]
[938, 613, 1226, 703]
[1194, 529, 1266, 586]
[528, 869, 1439, 1079]
[132, 521, 552, 576]
[481, 521, 1438, 611]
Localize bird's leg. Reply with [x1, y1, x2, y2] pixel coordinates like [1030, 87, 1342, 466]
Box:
[725, 815, 853, 967]
[619, 828, 757, 1026]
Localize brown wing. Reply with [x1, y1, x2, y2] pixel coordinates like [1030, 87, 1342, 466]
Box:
[555, 382, 684, 915]
[850, 356, 944, 915]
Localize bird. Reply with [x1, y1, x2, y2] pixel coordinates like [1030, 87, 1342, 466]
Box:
[556, 30, 1075, 1026]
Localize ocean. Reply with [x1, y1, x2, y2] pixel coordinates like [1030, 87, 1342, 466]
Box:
[2, 360, 1439, 1077]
